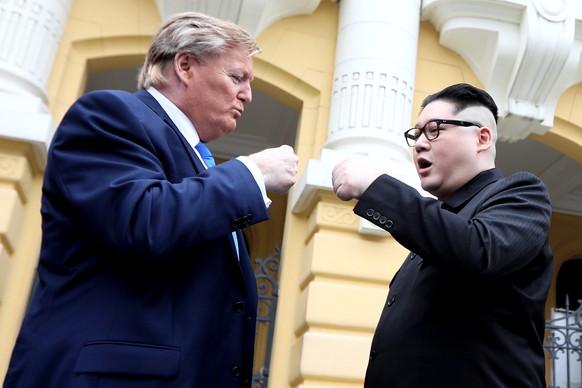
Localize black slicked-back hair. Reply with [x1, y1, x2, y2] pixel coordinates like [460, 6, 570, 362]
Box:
[421, 83, 499, 123]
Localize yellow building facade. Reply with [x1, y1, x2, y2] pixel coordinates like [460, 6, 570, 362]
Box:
[1, 0, 582, 387]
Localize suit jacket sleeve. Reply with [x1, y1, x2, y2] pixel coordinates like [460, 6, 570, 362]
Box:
[44, 90, 269, 261]
[354, 172, 552, 278]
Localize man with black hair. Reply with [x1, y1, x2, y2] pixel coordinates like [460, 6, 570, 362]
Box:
[332, 83, 552, 387]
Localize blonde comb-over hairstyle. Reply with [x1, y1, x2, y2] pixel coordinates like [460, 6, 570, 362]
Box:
[138, 12, 261, 89]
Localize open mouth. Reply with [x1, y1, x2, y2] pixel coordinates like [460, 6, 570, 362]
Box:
[417, 157, 432, 174]
[417, 157, 432, 169]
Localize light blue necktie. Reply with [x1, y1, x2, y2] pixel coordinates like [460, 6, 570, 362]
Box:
[195, 142, 215, 168]
[195, 142, 239, 259]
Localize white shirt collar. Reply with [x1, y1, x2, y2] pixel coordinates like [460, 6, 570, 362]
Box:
[145, 87, 271, 207]
[146, 86, 200, 150]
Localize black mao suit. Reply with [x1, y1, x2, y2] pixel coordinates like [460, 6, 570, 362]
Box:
[356, 168, 553, 387]
[4, 89, 269, 387]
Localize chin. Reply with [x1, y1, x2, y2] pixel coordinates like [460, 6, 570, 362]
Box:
[420, 181, 436, 195]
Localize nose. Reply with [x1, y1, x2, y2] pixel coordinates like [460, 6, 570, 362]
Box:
[239, 82, 252, 103]
[414, 131, 431, 151]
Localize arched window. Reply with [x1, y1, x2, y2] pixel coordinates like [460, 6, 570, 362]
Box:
[556, 258, 582, 310]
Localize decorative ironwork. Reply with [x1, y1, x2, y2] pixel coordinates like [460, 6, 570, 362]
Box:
[544, 296, 582, 388]
[252, 245, 281, 388]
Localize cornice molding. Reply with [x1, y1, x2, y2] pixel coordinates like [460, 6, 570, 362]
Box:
[422, 0, 582, 142]
[0, 93, 54, 172]
[154, 0, 324, 37]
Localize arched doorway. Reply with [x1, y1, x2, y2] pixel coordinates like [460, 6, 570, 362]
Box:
[556, 258, 582, 310]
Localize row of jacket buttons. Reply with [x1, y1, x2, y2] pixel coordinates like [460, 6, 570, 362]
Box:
[365, 208, 393, 228]
[231, 214, 252, 229]
[369, 295, 397, 361]
[230, 298, 250, 381]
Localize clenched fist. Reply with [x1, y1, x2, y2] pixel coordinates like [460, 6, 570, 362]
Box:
[332, 158, 383, 201]
[249, 145, 299, 193]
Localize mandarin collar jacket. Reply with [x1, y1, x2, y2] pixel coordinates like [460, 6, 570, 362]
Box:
[354, 168, 553, 388]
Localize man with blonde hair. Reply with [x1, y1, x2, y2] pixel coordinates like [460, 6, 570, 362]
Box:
[5, 12, 297, 388]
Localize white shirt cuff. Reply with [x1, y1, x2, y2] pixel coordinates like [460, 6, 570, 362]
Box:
[237, 156, 272, 208]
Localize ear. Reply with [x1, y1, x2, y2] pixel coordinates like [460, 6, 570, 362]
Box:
[476, 126, 494, 153]
[174, 53, 195, 84]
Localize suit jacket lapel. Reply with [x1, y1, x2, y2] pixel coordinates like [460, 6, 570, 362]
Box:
[134, 90, 243, 264]
[134, 90, 205, 174]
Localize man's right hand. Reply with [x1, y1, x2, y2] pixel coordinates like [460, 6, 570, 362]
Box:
[249, 145, 299, 194]
[332, 158, 383, 201]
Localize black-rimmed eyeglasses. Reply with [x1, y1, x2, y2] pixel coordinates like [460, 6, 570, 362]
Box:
[404, 119, 482, 147]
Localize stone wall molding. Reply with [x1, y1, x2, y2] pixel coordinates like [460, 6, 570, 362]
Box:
[422, 0, 582, 142]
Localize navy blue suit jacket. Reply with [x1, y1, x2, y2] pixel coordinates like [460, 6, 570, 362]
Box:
[4, 90, 269, 387]
[356, 169, 553, 387]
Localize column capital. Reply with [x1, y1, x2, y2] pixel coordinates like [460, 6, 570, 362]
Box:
[0, 0, 71, 101]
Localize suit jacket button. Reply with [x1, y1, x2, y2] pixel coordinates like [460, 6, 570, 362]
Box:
[387, 296, 396, 306]
[385, 220, 394, 228]
[373, 212, 380, 220]
[370, 349, 377, 361]
[230, 365, 241, 377]
[231, 218, 242, 228]
[366, 209, 374, 217]
[233, 301, 244, 312]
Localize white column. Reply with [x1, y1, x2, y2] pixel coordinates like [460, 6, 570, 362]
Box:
[0, 0, 72, 169]
[291, 0, 424, 234]
[325, 0, 420, 163]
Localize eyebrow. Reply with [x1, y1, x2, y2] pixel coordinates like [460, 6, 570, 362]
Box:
[414, 118, 438, 128]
